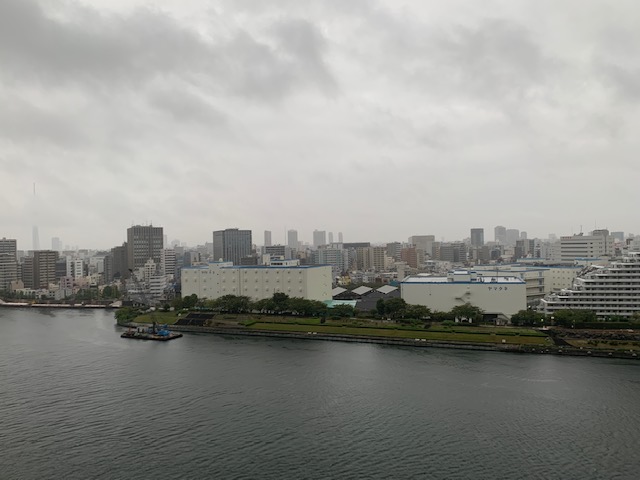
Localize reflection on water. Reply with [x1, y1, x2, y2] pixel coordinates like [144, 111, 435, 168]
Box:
[0, 308, 638, 480]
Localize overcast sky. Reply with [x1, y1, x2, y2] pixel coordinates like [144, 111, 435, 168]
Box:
[1, 0, 638, 250]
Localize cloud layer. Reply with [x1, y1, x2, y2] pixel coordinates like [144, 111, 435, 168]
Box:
[1, 0, 639, 249]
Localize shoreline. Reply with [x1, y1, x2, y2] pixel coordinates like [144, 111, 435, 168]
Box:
[0, 302, 115, 309]
[123, 322, 640, 361]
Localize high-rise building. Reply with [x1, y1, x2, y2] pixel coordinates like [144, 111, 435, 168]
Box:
[213, 228, 252, 265]
[409, 235, 435, 258]
[264, 245, 293, 260]
[126, 225, 164, 273]
[51, 237, 62, 251]
[338, 232, 343, 243]
[22, 250, 59, 289]
[328, 232, 334, 244]
[264, 230, 272, 247]
[559, 231, 612, 261]
[0, 238, 18, 291]
[470, 228, 484, 247]
[313, 230, 327, 248]
[506, 229, 520, 246]
[287, 230, 298, 250]
[161, 248, 177, 276]
[494, 226, 507, 244]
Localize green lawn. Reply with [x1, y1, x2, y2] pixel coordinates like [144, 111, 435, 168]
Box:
[133, 311, 181, 324]
[246, 322, 550, 345]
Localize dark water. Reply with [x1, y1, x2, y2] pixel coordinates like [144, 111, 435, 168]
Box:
[0, 309, 638, 480]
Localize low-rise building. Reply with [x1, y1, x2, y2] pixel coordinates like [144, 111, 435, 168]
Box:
[401, 270, 526, 321]
[181, 263, 331, 302]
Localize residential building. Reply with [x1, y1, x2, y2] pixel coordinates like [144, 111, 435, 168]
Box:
[409, 235, 435, 259]
[540, 252, 640, 318]
[265, 245, 293, 260]
[22, 250, 59, 289]
[0, 238, 18, 291]
[401, 270, 526, 321]
[213, 228, 252, 265]
[314, 245, 349, 279]
[161, 248, 177, 277]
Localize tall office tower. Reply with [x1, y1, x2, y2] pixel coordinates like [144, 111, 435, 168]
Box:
[0, 238, 18, 291]
[611, 231, 625, 243]
[51, 237, 62, 251]
[313, 230, 327, 248]
[506, 229, 520, 246]
[520, 231, 528, 240]
[338, 232, 343, 243]
[287, 230, 298, 250]
[213, 228, 252, 265]
[409, 235, 435, 258]
[126, 225, 164, 272]
[32, 226, 40, 251]
[470, 228, 485, 247]
[494, 226, 507, 244]
[328, 232, 334, 244]
[264, 230, 272, 247]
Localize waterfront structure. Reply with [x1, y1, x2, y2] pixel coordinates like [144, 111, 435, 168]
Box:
[470, 228, 484, 247]
[213, 228, 252, 265]
[181, 263, 331, 302]
[127, 225, 164, 272]
[401, 270, 526, 320]
[559, 231, 613, 262]
[540, 252, 640, 318]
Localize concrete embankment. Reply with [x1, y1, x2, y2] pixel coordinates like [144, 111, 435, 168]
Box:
[0, 303, 115, 309]
[123, 323, 640, 360]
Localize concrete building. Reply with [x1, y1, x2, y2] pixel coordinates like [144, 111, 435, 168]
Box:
[559, 231, 613, 262]
[401, 270, 526, 320]
[181, 262, 332, 302]
[264, 245, 293, 260]
[438, 242, 467, 263]
[506, 229, 520, 246]
[409, 235, 435, 259]
[22, 250, 59, 289]
[264, 230, 272, 247]
[127, 225, 163, 273]
[0, 238, 18, 291]
[540, 253, 640, 318]
[213, 228, 252, 265]
[494, 226, 507, 244]
[470, 228, 484, 247]
[314, 245, 349, 279]
[287, 230, 298, 250]
[161, 248, 177, 277]
[313, 230, 327, 248]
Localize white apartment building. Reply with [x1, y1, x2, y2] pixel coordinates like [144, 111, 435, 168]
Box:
[401, 270, 526, 320]
[181, 262, 332, 302]
[540, 252, 640, 318]
[161, 248, 176, 277]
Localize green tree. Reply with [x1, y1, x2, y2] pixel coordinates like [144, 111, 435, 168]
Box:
[376, 298, 386, 316]
[272, 292, 290, 313]
[404, 304, 431, 320]
[510, 309, 545, 327]
[331, 304, 355, 318]
[115, 307, 140, 325]
[384, 297, 408, 319]
[451, 303, 484, 323]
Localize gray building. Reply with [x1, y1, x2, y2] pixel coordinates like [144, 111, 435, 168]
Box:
[470, 228, 484, 247]
[494, 225, 507, 244]
[213, 228, 252, 265]
[287, 230, 298, 250]
[127, 225, 164, 272]
[313, 230, 327, 248]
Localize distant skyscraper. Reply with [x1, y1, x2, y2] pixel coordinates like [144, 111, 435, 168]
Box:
[32, 226, 40, 251]
[470, 228, 485, 247]
[313, 230, 327, 248]
[338, 232, 343, 243]
[51, 237, 62, 251]
[520, 231, 528, 240]
[213, 228, 252, 265]
[494, 226, 507, 244]
[287, 230, 298, 250]
[126, 225, 164, 272]
[328, 232, 334, 244]
[506, 229, 520, 246]
[264, 230, 272, 247]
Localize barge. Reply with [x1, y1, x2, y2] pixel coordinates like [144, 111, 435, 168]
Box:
[121, 323, 182, 341]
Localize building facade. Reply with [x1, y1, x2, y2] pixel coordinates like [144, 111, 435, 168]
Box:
[401, 270, 526, 320]
[213, 228, 252, 265]
[127, 225, 164, 272]
[181, 263, 332, 302]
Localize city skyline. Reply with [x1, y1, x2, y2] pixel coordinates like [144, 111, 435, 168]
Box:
[2, 0, 639, 248]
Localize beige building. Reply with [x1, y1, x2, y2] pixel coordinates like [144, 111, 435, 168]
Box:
[181, 262, 332, 302]
[401, 270, 526, 320]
